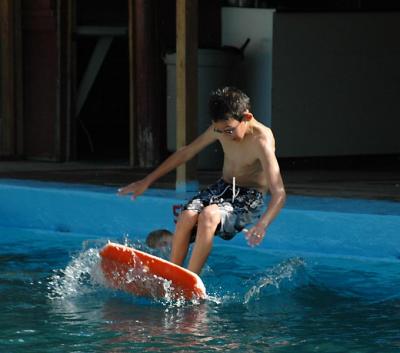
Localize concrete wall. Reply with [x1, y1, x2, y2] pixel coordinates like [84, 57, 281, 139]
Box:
[222, 8, 274, 126]
[1, 180, 400, 261]
[272, 12, 400, 157]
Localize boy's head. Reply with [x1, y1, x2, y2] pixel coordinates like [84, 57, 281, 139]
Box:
[209, 87, 253, 141]
[208, 87, 251, 123]
[146, 229, 173, 249]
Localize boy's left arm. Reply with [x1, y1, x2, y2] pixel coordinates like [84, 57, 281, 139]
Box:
[245, 133, 286, 247]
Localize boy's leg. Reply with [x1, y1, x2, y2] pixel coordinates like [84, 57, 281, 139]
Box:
[188, 204, 221, 274]
[170, 210, 199, 266]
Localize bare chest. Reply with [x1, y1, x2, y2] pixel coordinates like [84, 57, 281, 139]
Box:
[220, 139, 259, 169]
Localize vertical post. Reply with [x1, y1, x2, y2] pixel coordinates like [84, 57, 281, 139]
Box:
[20, 0, 59, 160]
[14, 0, 23, 157]
[176, 0, 198, 192]
[56, 0, 73, 161]
[59, 0, 73, 161]
[128, 0, 136, 167]
[131, 0, 164, 168]
[0, 0, 15, 156]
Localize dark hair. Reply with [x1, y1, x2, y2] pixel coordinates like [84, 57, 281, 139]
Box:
[208, 87, 251, 122]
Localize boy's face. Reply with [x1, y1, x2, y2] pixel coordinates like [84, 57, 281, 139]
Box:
[213, 117, 247, 141]
[156, 234, 172, 249]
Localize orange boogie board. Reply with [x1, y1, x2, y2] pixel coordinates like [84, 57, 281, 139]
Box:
[100, 242, 207, 301]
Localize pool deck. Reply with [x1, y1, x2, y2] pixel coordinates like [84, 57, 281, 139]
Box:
[0, 160, 399, 201]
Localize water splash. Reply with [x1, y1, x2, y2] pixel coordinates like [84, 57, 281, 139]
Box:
[47, 248, 104, 300]
[243, 257, 307, 304]
[47, 245, 202, 308]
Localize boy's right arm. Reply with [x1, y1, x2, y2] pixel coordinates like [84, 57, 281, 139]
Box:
[118, 126, 217, 199]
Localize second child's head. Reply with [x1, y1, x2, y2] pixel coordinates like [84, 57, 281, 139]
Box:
[146, 229, 173, 249]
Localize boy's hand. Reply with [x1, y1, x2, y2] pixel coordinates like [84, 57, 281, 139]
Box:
[244, 224, 267, 247]
[117, 179, 150, 200]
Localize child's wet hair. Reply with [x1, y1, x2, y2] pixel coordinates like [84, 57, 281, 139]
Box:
[209, 87, 250, 122]
[146, 229, 173, 248]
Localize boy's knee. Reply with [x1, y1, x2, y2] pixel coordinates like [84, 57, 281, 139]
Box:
[198, 205, 220, 226]
[177, 209, 198, 224]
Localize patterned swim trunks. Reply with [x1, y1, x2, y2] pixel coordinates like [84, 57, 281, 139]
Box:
[183, 178, 264, 241]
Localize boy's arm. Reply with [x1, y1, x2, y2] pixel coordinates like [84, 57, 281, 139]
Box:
[245, 131, 286, 247]
[118, 126, 217, 199]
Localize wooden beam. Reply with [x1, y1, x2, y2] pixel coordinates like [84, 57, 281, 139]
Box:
[21, 0, 60, 161]
[75, 36, 114, 119]
[176, 0, 198, 191]
[14, 0, 23, 157]
[59, 0, 73, 161]
[131, 0, 165, 168]
[0, 0, 15, 157]
[70, 0, 78, 160]
[128, 0, 136, 167]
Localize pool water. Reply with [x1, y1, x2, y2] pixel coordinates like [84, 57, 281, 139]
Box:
[1, 226, 400, 353]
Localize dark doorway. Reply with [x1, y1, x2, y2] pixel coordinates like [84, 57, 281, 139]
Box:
[74, 0, 129, 162]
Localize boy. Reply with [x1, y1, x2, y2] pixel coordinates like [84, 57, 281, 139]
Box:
[118, 87, 286, 275]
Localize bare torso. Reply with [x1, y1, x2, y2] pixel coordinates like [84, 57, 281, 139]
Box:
[217, 120, 273, 193]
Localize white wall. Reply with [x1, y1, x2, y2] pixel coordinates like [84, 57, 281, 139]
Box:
[222, 8, 274, 126]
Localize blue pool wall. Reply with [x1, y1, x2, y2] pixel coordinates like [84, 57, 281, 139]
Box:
[1, 179, 399, 261]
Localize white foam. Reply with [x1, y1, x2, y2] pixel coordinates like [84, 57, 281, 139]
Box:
[47, 248, 104, 300]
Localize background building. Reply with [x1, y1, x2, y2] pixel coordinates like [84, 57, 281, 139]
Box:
[1, 1, 399, 182]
